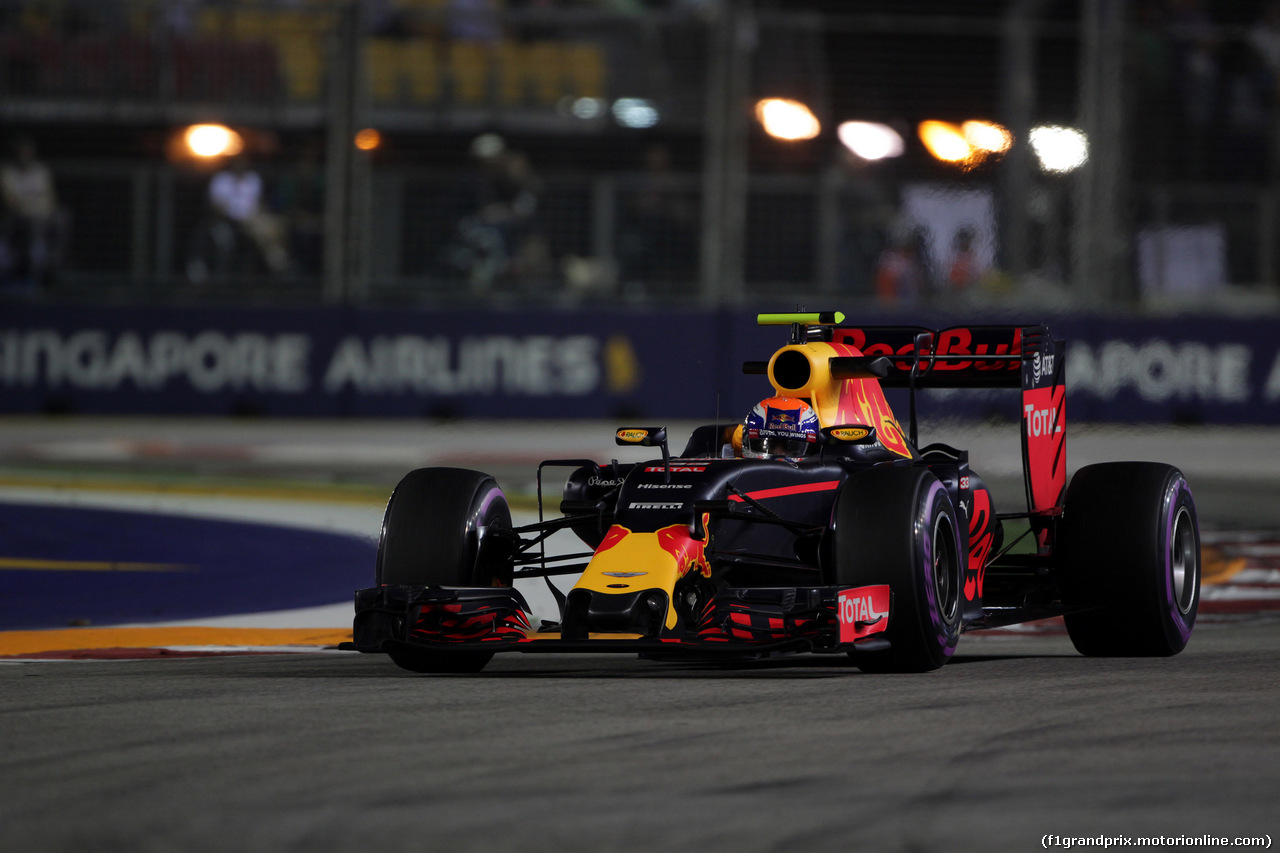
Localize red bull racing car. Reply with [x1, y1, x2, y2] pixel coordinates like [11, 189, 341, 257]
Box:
[344, 312, 1201, 673]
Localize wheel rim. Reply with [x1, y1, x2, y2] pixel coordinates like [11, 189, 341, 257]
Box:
[1170, 504, 1198, 615]
[932, 513, 960, 621]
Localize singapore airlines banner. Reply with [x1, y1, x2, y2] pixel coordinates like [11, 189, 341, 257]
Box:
[0, 305, 748, 419]
[1, 305, 1279, 424]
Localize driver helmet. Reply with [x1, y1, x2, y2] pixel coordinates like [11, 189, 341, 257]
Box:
[743, 396, 820, 461]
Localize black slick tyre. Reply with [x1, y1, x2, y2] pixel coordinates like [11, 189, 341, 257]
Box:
[1058, 462, 1200, 656]
[377, 467, 513, 673]
[831, 467, 963, 673]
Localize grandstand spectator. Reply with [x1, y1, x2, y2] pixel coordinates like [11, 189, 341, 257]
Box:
[944, 226, 983, 295]
[1168, 0, 1220, 179]
[617, 142, 697, 287]
[445, 133, 547, 291]
[1248, 0, 1280, 174]
[155, 0, 200, 36]
[449, 0, 503, 42]
[276, 143, 325, 277]
[1129, 0, 1176, 181]
[188, 155, 289, 284]
[873, 224, 928, 308]
[1220, 10, 1273, 180]
[0, 136, 68, 292]
[1249, 1, 1280, 77]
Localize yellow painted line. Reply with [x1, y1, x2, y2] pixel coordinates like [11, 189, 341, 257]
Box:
[0, 557, 191, 573]
[0, 474, 388, 506]
[1202, 545, 1248, 586]
[0, 627, 352, 657]
[0, 473, 540, 510]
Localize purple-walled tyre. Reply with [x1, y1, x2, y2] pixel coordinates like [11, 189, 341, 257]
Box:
[376, 467, 513, 673]
[1059, 463, 1200, 657]
[831, 467, 963, 672]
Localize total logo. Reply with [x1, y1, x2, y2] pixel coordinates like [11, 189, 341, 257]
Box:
[840, 594, 885, 626]
[836, 584, 891, 643]
[1024, 402, 1062, 437]
[645, 466, 705, 473]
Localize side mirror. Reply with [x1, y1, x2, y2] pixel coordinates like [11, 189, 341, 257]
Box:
[615, 427, 668, 448]
[616, 426, 671, 482]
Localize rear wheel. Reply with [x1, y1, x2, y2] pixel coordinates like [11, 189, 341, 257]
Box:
[377, 467, 513, 673]
[831, 467, 963, 672]
[1058, 463, 1200, 656]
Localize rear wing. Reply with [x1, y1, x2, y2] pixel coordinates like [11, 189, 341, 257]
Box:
[836, 324, 1066, 513]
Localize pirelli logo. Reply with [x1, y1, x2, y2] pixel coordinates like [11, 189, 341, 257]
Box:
[628, 501, 684, 510]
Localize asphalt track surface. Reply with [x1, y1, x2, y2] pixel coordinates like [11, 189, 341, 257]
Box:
[1, 418, 1278, 852]
[2, 626, 1277, 852]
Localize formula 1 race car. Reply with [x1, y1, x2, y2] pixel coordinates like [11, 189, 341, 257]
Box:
[344, 312, 1201, 673]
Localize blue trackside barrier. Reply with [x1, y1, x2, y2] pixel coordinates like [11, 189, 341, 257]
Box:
[1, 304, 1278, 424]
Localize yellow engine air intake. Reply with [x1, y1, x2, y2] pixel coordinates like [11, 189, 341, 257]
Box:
[765, 342, 911, 458]
[768, 344, 832, 399]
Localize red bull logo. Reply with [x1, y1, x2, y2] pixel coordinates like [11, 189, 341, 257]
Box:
[593, 525, 630, 556]
[590, 523, 710, 578]
[576, 522, 712, 631]
[655, 519, 712, 579]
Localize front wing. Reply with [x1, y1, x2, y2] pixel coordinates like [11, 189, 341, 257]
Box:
[342, 583, 893, 658]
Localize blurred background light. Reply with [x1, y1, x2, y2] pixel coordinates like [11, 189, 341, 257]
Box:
[918, 120, 971, 164]
[755, 98, 820, 141]
[1030, 125, 1089, 173]
[962, 120, 1012, 154]
[612, 98, 659, 129]
[837, 121, 904, 161]
[572, 97, 607, 119]
[183, 124, 243, 158]
[354, 128, 382, 151]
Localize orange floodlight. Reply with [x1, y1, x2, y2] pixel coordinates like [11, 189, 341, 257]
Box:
[183, 124, 244, 158]
[962, 120, 1012, 154]
[756, 99, 821, 141]
[354, 128, 382, 151]
[918, 121, 971, 163]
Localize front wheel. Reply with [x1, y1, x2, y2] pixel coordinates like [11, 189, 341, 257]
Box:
[375, 467, 514, 673]
[377, 467, 512, 587]
[1058, 462, 1200, 656]
[830, 467, 963, 673]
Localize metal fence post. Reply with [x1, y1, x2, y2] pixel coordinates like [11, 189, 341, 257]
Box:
[700, 0, 752, 306]
[998, 0, 1047, 287]
[1073, 0, 1128, 303]
[322, 1, 368, 304]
